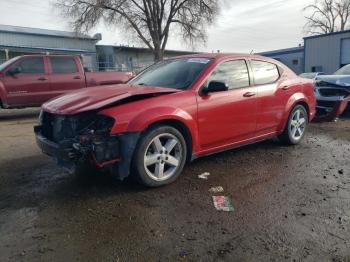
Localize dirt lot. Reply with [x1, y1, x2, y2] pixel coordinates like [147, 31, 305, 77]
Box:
[0, 108, 349, 262]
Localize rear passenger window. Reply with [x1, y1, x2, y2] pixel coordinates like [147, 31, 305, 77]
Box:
[208, 60, 250, 89]
[251, 60, 280, 85]
[16, 58, 45, 74]
[50, 57, 78, 74]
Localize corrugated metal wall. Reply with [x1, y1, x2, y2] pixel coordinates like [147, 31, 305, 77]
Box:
[0, 32, 96, 52]
[304, 31, 350, 74]
[341, 38, 350, 65]
[267, 52, 304, 74]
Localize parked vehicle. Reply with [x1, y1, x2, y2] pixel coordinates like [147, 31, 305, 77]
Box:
[314, 64, 350, 114]
[35, 54, 316, 187]
[299, 72, 325, 80]
[0, 55, 134, 109]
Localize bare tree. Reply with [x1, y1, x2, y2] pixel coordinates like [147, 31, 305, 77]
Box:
[304, 0, 350, 35]
[56, 0, 219, 61]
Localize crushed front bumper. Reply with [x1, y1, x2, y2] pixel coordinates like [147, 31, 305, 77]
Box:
[35, 129, 73, 160]
[314, 86, 350, 121]
[34, 125, 140, 180]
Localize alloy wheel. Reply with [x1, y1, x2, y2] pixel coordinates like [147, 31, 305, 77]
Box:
[289, 109, 307, 140]
[143, 133, 183, 181]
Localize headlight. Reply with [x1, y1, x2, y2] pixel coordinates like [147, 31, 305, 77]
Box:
[93, 115, 115, 133]
[79, 114, 115, 136]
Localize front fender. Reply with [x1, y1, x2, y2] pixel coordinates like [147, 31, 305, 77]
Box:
[278, 92, 309, 132]
[125, 107, 199, 151]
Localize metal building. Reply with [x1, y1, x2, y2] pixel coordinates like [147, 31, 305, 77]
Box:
[304, 30, 350, 74]
[262, 30, 350, 75]
[0, 24, 101, 70]
[259, 46, 304, 74]
[96, 45, 197, 73]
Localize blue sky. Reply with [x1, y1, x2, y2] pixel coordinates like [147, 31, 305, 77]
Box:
[0, 0, 313, 53]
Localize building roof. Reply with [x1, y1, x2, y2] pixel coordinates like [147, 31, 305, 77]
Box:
[96, 44, 198, 55]
[304, 29, 350, 40]
[0, 24, 100, 40]
[0, 44, 96, 54]
[259, 46, 304, 56]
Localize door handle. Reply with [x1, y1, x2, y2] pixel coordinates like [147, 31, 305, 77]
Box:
[73, 76, 81, 80]
[282, 85, 290, 90]
[37, 77, 48, 81]
[243, 92, 256, 97]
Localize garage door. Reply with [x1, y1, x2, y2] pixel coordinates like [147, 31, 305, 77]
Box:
[341, 38, 350, 65]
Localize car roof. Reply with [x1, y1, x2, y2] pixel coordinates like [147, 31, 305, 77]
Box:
[169, 53, 270, 61]
[17, 54, 79, 58]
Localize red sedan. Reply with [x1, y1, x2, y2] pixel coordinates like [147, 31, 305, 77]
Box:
[35, 54, 316, 187]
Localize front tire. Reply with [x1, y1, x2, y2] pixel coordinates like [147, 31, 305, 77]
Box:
[131, 125, 187, 187]
[279, 105, 308, 145]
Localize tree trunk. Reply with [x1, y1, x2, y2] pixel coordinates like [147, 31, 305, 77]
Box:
[153, 47, 164, 62]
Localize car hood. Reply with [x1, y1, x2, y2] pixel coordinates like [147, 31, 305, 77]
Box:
[42, 84, 181, 115]
[316, 75, 350, 87]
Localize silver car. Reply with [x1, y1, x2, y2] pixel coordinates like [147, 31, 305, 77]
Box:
[299, 72, 325, 80]
[314, 65, 350, 113]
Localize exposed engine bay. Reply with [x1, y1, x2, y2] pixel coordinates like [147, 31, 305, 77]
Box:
[34, 111, 139, 179]
[36, 111, 119, 166]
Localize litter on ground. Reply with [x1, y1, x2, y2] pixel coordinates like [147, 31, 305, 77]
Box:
[198, 172, 210, 180]
[212, 196, 234, 212]
[208, 186, 224, 193]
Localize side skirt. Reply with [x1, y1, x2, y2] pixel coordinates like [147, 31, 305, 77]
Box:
[191, 132, 278, 161]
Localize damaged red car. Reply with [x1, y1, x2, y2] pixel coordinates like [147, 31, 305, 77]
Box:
[34, 54, 316, 187]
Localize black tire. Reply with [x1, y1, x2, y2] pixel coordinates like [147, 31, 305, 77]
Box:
[278, 104, 308, 145]
[73, 158, 98, 182]
[131, 125, 187, 187]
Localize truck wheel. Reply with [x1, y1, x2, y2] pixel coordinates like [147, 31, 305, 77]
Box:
[132, 125, 187, 187]
[278, 104, 308, 145]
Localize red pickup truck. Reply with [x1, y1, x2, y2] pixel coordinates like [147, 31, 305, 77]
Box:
[0, 55, 134, 108]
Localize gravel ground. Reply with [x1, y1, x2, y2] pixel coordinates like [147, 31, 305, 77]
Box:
[0, 108, 349, 262]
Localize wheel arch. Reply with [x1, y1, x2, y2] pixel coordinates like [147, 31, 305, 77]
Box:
[145, 119, 194, 162]
[118, 106, 200, 157]
[295, 101, 310, 120]
[278, 93, 310, 132]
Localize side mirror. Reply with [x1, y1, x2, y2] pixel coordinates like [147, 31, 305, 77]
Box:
[7, 67, 21, 76]
[203, 81, 229, 94]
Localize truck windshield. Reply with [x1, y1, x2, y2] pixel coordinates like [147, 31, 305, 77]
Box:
[0, 57, 21, 72]
[130, 58, 212, 89]
[334, 64, 350, 75]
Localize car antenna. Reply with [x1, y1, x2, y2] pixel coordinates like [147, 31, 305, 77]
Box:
[250, 50, 254, 54]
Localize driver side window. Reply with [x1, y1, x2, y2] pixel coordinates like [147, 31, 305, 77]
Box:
[14, 58, 45, 74]
[208, 60, 250, 89]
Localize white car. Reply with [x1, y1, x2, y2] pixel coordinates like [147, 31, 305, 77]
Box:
[314, 65, 350, 112]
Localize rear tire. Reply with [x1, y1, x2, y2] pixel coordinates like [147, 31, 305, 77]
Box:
[278, 105, 308, 145]
[131, 125, 187, 187]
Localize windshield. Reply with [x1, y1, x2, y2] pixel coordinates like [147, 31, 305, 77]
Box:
[0, 57, 20, 72]
[334, 64, 350, 75]
[130, 58, 212, 89]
